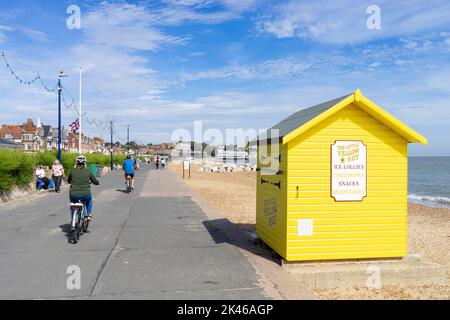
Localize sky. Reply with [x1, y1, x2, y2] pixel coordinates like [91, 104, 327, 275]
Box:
[0, 0, 449, 155]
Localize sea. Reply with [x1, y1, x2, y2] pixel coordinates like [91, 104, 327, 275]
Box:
[243, 155, 450, 208]
[408, 157, 450, 208]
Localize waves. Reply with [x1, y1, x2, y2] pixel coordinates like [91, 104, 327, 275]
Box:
[408, 194, 450, 208]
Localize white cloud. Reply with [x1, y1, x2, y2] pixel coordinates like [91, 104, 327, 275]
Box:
[152, 7, 237, 25]
[0, 25, 48, 43]
[182, 58, 312, 81]
[82, 2, 188, 51]
[221, 0, 261, 12]
[21, 28, 47, 42]
[149, 0, 259, 26]
[0, 25, 12, 43]
[163, 0, 214, 6]
[0, 0, 262, 136]
[0, 0, 449, 151]
[163, 0, 260, 12]
[190, 51, 205, 57]
[256, 0, 450, 44]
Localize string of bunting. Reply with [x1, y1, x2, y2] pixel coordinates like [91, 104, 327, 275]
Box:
[0, 51, 58, 93]
[0, 50, 116, 132]
[61, 86, 113, 131]
[0, 51, 148, 146]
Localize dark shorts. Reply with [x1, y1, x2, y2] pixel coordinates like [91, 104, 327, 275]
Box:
[125, 173, 134, 179]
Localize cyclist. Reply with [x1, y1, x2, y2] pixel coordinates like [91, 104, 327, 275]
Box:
[68, 155, 100, 222]
[123, 154, 136, 190]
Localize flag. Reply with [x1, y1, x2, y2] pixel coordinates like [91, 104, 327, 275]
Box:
[69, 119, 79, 133]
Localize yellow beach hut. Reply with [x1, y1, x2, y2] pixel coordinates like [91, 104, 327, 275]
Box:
[254, 89, 427, 262]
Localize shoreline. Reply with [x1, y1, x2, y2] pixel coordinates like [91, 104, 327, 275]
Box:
[407, 201, 450, 211]
[169, 163, 450, 218]
[407, 197, 450, 210]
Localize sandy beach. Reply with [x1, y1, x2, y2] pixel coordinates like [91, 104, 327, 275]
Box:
[169, 163, 450, 299]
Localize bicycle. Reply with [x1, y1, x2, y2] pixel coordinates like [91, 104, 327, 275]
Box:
[69, 200, 90, 243]
[125, 175, 133, 193]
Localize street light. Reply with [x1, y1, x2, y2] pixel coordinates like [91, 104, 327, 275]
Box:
[58, 71, 68, 162]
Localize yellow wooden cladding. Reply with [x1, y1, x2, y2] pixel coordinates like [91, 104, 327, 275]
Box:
[256, 90, 425, 262]
[256, 142, 288, 258]
[288, 223, 406, 232]
[286, 230, 406, 239]
[287, 251, 407, 261]
[284, 103, 408, 261]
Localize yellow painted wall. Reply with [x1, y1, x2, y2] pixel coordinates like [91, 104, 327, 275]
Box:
[256, 141, 288, 258]
[285, 103, 408, 261]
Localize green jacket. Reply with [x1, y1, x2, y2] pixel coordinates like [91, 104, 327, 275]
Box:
[68, 167, 99, 196]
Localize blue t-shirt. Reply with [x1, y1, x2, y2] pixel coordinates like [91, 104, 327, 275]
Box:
[123, 159, 135, 174]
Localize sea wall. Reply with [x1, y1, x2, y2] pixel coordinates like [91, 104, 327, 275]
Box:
[0, 166, 111, 204]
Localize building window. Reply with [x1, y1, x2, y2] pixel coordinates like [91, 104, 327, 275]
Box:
[22, 134, 34, 141]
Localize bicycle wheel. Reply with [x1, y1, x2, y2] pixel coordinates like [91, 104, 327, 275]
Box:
[83, 216, 90, 233]
[82, 202, 89, 233]
[72, 210, 81, 243]
[75, 226, 80, 242]
[71, 227, 79, 243]
[76, 211, 82, 240]
[70, 210, 78, 243]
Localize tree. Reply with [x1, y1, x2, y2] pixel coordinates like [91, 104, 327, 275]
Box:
[126, 141, 138, 148]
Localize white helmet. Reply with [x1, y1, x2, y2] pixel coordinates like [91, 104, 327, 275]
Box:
[76, 155, 87, 164]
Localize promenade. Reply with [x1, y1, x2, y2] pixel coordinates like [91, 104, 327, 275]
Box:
[0, 166, 273, 299]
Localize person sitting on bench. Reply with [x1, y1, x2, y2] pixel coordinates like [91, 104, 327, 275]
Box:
[36, 166, 50, 190]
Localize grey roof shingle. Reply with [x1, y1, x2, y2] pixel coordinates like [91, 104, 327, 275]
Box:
[42, 125, 51, 137]
[0, 137, 21, 148]
[253, 94, 352, 144]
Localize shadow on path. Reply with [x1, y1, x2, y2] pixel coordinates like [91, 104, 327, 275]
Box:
[59, 224, 72, 243]
[202, 218, 281, 265]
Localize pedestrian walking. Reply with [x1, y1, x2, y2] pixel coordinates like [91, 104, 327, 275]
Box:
[52, 159, 65, 193]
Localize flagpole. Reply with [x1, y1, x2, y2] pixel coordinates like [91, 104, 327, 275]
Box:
[79, 67, 82, 154]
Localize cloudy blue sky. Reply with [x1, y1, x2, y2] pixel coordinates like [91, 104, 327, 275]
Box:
[0, 0, 449, 155]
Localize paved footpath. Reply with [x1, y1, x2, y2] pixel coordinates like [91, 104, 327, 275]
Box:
[0, 166, 273, 299]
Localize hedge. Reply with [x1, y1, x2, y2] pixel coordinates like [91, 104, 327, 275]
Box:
[0, 149, 128, 192]
[0, 149, 35, 192]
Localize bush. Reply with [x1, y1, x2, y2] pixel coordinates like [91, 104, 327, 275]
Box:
[61, 153, 77, 177]
[34, 151, 56, 168]
[0, 149, 34, 192]
[55, 153, 126, 176]
[0, 150, 129, 192]
[16, 152, 35, 186]
[33, 151, 75, 176]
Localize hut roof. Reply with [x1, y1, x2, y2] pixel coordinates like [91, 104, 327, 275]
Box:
[253, 89, 427, 145]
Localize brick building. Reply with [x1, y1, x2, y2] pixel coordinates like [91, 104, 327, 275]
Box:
[0, 118, 105, 154]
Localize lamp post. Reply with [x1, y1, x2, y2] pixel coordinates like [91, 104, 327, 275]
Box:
[110, 121, 114, 171]
[57, 71, 68, 162]
[127, 125, 129, 153]
[79, 67, 82, 154]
